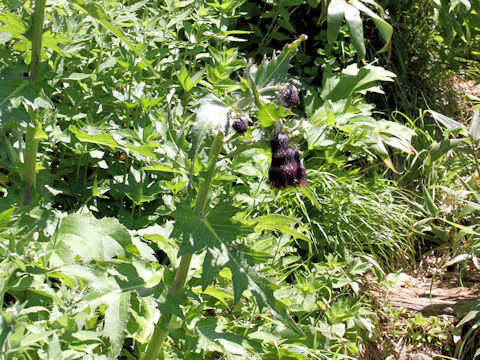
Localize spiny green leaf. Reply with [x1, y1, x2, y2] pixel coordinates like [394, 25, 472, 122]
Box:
[252, 34, 307, 88]
[173, 201, 250, 257]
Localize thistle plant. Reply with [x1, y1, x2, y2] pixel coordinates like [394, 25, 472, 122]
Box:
[143, 35, 308, 359]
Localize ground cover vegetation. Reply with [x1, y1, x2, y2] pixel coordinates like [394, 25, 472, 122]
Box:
[0, 0, 479, 359]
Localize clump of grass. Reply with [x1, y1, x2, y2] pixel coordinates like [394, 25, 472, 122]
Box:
[270, 168, 421, 271]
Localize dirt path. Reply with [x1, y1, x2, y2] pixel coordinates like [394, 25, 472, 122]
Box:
[365, 251, 480, 360]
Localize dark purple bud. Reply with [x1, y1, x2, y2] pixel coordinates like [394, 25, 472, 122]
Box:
[282, 85, 300, 107]
[232, 116, 248, 134]
[270, 132, 289, 158]
[268, 148, 307, 188]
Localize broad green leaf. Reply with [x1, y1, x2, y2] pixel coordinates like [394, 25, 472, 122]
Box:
[322, 64, 395, 104]
[70, 126, 160, 159]
[202, 286, 234, 308]
[104, 292, 131, 358]
[426, 138, 465, 165]
[327, 0, 346, 43]
[344, 4, 366, 59]
[351, 0, 392, 53]
[52, 214, 131, 264]
[196, 318, 256, 356]
[256, 102, 280, 128]
[70, 126, 119, 149]
[0, 32, 12, 44]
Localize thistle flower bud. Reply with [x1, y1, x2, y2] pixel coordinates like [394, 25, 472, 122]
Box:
[270, 132, 289, 158]
[282, 85, 300, 107]
[232, 116, 248, 134]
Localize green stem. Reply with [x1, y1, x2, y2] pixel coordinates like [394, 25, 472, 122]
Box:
[30, 0, 47, 81]
[23, 124, 39, 205]
[143, 130, 224, 360]
[24, 0, 46, 204]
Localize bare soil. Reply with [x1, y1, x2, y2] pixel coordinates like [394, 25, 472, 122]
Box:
[364, 250, 480, 360]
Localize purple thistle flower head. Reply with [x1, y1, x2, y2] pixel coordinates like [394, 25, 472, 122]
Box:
[282, 85, 300, 107]
[268, 148, 307, 189]
[270, 132, 290, 158]
[232, 116, 248, 134]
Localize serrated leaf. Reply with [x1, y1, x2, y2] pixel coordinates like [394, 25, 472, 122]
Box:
[104, 292, 131, 358]
[173, 202, 251, 257]
[203, 245, 230, 290]
[327, 0, 346, 43]
[252, 34, 307, 88]
[229, 254, 302, 334]
[344, 4, 366, 59]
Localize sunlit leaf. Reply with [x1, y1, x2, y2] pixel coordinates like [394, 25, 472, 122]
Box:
[344, 5, 366, 59]
[327, 0, 346, 43]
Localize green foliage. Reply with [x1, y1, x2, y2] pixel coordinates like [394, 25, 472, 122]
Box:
[1, 0, 474, 358]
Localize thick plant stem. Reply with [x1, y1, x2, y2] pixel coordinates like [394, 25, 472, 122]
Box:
[23, 124, 38, 205]
[30, 0, 47, 81]
[24, 0, 46, 205]
[143, 130, 224, 360]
